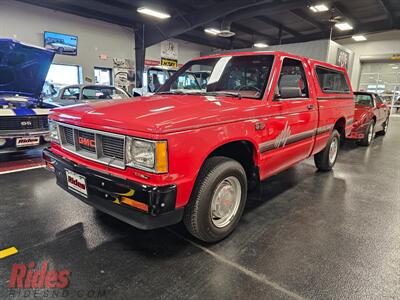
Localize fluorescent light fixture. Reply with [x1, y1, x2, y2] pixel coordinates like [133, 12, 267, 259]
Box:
[392, 66, 399, 69]
[352, 35, 367, 41]
[137, 7, 170, 19]
[335, 22, 353, 31]
[254, 43, 269, 48]
[204, 28, 221, 35]
[310, 4, 329, 12]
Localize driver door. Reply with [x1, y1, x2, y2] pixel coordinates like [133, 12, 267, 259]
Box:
[260, 56, 318, 178]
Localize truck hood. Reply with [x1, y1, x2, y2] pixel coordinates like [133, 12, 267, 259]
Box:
[0, 39, 55, 100]
[51, 94, 262, 134]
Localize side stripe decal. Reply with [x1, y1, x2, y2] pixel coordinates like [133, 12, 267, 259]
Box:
[260, 125, 334, 153]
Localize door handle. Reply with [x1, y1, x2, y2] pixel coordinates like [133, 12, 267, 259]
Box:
[307, 104, 314, 110]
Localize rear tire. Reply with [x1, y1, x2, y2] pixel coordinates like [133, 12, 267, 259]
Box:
[314, 129, 340, 172]
[358, 120, 375, 146]
[183, 156, 247, 243]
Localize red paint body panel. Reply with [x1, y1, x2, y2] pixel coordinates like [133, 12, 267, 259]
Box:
[49, 51, 355, 209]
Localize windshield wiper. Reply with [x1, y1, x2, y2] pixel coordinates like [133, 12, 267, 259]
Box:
[156, 91, 188, 95]
[207, 91, 242, 99]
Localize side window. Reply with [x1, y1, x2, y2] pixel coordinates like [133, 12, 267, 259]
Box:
[375, 95, 383, 104]
[276, 58, 309, 99]
[61, 87, 80, 99]
[316, 66, 350, 94]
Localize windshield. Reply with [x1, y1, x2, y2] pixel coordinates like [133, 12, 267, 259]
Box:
[158, 55, 274, 99]
[82, 86, 129, 100]
[355, 93, 374, 107]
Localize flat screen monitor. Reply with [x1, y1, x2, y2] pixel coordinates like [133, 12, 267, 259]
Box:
[44, 31, 78, 56]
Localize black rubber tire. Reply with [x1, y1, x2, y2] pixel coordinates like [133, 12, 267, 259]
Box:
[377, 118, 389, 136]
[314, 129, 340, 172]
[358, 120, 375, 146]
[183, 156, 247, 243]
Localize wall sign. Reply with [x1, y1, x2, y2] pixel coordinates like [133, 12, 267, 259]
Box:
[161, 58, 178, 68]
[335, 48, 350, 70]
[161, 41, 178, 60]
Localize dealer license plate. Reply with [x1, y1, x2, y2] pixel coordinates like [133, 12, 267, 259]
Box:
[16, 136, 40, 148]
[66, 169, 88, 198]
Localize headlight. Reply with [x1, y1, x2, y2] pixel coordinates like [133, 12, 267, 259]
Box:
[49, 120, 59, 143]
[126, 137, 168, 173]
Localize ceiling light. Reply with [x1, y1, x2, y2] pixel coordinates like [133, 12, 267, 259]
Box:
[204, 28, 221, 35]
[310, 4, 329, 12]
[254, 43, 269, 48]
[335, 22, 353, 31]
[392, 66, 399, 69]
[137, 7, 170, 19]
[352, 35, 367, 41]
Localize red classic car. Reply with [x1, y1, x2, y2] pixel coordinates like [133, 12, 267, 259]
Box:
[43, 51, 355, 242]
[348, 92, 390, 146]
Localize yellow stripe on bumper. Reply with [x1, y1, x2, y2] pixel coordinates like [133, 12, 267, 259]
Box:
[0, 247, 18, 259]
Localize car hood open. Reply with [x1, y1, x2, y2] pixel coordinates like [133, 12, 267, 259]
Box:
[0, 39, 55, 100]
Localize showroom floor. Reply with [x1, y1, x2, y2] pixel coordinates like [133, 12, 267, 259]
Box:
[1, 117, 399, 300]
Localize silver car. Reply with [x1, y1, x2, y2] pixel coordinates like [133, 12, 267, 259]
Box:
[44, 84, 131, 107]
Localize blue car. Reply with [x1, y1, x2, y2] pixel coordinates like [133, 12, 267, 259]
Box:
[0, 39, 55, 153]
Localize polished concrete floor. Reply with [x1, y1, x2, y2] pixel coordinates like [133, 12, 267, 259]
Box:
[1, 117, 399, 299]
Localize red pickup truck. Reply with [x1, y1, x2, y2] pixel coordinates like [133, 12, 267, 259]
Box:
[44, 51, 354, 242]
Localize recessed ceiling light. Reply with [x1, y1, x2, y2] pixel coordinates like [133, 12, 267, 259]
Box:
[335, 22, 353, 31]
[310, 4, 329, 12]
[204, 28, 221, 35]
[352, 35, 367, 41]
[137, 7, 170, 19]
[254, 43, 269, 48]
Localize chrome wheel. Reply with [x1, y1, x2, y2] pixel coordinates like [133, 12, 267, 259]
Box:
[328, 137, 338, 165]
[367, 124, 374, 143]
[210, 176, 242, 228]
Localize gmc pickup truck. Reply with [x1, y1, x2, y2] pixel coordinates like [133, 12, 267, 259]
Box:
[44, 51, 354, 242]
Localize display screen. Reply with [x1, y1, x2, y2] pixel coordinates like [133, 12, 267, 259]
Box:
[44, 31, 78, 56]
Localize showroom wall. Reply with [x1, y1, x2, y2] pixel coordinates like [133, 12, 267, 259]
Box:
[0, 0, 135, 84]
[146, 38, 213, 65]
[338, 30, 400, 89]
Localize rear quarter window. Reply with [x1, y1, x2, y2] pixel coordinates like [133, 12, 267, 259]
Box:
[315, 66, 350, 94]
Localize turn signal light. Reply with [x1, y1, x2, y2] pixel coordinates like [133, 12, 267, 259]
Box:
[155, 141, 168, 173]
[121, 197, 149, 212]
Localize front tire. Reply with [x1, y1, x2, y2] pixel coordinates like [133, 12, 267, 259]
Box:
[184, 156, 247, 243]
[314, 129, 340, 171]
[358, 120, 375, 146]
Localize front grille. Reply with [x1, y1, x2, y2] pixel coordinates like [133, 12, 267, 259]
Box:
[0, 115, 49, 131]
[101, 135, 125, 160]
[77, 131, 96, 153]
[62, 126, 74, 145]
[58, 123, 125, 169]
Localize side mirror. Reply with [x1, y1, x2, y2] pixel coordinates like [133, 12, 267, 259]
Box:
[278, 86, 302, 99]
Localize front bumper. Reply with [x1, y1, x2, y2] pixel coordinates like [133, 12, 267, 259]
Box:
[0, 131, 50, 153]
[43, 148, 183, 230]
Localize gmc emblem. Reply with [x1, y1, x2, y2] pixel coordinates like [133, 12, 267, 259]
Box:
[78, 137, 95, 148]
[21, 121, 32, 126]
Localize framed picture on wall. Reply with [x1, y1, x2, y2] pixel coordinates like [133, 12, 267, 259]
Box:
[336, 48, 350, 70]
[44, 31, 78, 56]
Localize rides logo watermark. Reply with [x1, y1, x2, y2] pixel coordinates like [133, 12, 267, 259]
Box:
[9, 261, 70, 289]
[7, 262, 107, 298]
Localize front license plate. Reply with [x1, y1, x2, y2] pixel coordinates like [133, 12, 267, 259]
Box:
[66, 169, 88, 198]
[16, 136, 40, 148]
